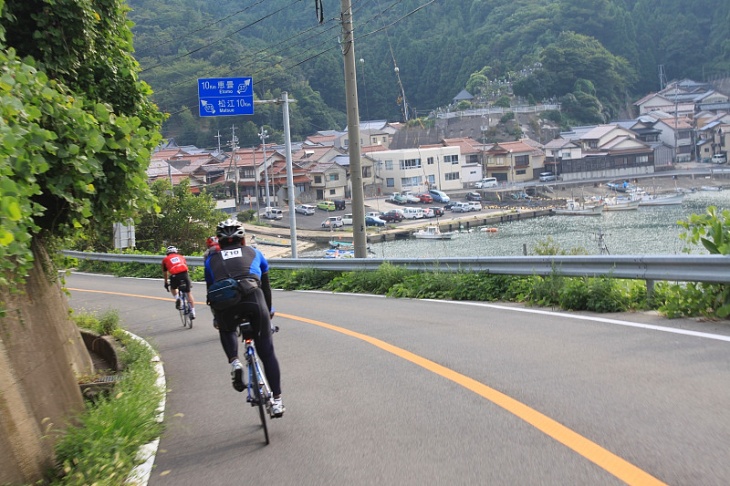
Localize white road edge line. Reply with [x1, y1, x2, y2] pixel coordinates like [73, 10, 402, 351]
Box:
[427, 299, 730, 343]
[123, 331, 166, 486]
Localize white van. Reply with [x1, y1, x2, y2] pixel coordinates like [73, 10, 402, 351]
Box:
[539, 172, 557, 182]
[342, 213, 354, 225]
[402, 207, 424, 219]
[263, 207, 283, 220]
[475, 177, 498, 188]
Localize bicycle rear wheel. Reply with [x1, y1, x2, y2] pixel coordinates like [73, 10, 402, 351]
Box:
[250, 358, 269, 445]
[178, 295, 192, 328]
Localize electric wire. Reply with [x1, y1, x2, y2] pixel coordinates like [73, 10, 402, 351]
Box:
[147, 0, 436, 126]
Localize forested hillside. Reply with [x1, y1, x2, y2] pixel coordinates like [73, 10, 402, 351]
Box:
[128, 0, 730, 147]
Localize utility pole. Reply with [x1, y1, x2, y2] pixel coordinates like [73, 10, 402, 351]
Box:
[341, 0, 367, 258]
[254, 96, 299, 256]
[259, 128, 271, 208]
[282, 92, 298, 257]
[230, 125, 239, 209]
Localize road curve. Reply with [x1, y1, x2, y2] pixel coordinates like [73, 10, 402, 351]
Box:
[66, 273, 730, 486]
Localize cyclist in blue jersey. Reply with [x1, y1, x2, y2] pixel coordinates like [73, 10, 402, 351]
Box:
[204, 219, 284, 417]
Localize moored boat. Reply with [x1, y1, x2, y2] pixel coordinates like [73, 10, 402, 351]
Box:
[638, 192, 685, 206]
[329, 239, 354, 249]
[602, 197, 640, 211]
[553, 200, 604, 216]
[324, 248, 355, 258]
[413, 225, 457, 240]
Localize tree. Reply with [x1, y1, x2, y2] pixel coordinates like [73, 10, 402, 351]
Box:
[135, 179, 225, 255]
[0, 0, 164, 481]
[1, 0, 164, 289]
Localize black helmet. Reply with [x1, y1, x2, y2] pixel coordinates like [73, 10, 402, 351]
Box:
[216, 218, 245, 243]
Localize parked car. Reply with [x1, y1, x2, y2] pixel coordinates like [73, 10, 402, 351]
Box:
[403, 207, 425, 219]
[465, 192, 482, 201]
[262, 207, 283, 220]
[380, 210, 405, 222]
[401, 192, 421, 204]
[539, 172, 558, 182]
[466, 201, 482, 211]
[365, 215, 386, 227]
[452, 201, 471, 213]
[429, 189, 450, 203]
[342, 213, 353, 225]
[443, 202, 455, 211]
[429, 207, 445, 217]
[333, 199, 347, 210]
[474, 177, 498, 188]
[321, 216, 344, 228]
[294, 204, 316, 215]
[422, 208, 435, 218]
[391, 194, 407, 205]
[418, 193, 433, 204]
[711, 153, 727, 164]
[317, 200, 336, 211]
[365, 212, 381, 219]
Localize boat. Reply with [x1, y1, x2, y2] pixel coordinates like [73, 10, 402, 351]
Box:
[602, 196, 640, 211]
[701, 185, 723, 192]
[329, 239, 354, 249]
[413, 225, 457, 240]
[638, 192, 685, 206]
[553, 199, 604, 216]
[480, 227, 499, 233]
[324, 248, 355, 258]
[606, 181, 636, 193]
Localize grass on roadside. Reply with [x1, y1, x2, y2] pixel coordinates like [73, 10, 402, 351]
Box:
[49, 310, 163, 485]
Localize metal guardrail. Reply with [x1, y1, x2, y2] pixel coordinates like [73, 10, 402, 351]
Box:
[62, 251, 730, 284]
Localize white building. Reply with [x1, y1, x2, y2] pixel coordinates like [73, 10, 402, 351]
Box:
[366, 145, 463, 194]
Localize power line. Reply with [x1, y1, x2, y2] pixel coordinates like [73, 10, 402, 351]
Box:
[148, 0, 267, 51]
[141, 0, 305, 74]
[149, 0, 437, 121]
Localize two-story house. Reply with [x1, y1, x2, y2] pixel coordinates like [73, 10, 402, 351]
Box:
[483, 140, 543, 184]
[645, 112, 695, 162]
[556, 124, 654, 181]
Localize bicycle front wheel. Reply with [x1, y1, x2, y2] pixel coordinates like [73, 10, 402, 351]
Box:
[250, 361, 270, 445]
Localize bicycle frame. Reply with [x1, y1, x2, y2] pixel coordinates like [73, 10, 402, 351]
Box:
[244, 338, 273, 413]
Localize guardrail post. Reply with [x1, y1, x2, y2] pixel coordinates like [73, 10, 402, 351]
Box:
[646, 279, 655, 304]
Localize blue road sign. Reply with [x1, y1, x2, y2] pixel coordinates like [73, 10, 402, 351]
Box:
[197, 77, 254, 117]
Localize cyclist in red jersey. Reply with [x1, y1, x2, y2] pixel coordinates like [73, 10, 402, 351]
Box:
[162, 246, 196, 319]
[203, 236, 220, 258]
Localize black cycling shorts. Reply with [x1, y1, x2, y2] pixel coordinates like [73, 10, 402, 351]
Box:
[170, 272, 191, 292]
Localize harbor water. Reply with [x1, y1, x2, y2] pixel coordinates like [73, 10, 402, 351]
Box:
[369, 190, 730, 258]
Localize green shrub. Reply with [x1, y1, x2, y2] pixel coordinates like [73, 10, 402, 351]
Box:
[559, 276, 627, 313]
[54, 312, 163, 485]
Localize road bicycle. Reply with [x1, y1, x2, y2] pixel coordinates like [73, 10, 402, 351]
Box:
[238, 321, 279, 445]
[176, 284, 193, 329]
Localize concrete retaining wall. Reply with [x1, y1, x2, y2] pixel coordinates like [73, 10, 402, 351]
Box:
[0, 245, 93, 484]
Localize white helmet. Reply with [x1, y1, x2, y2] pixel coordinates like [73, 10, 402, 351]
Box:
[166, 246, 178, 255]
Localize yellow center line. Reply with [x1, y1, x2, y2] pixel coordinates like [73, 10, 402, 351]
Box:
[279, 313, 666, 486]
[69, 287, 173, 302]
[68, 288, 666, 485]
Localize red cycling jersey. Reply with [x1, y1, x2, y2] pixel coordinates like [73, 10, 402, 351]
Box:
[162, 253, 189, 275]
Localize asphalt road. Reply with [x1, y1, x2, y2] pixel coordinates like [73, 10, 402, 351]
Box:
[66, 273, 730, 486]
